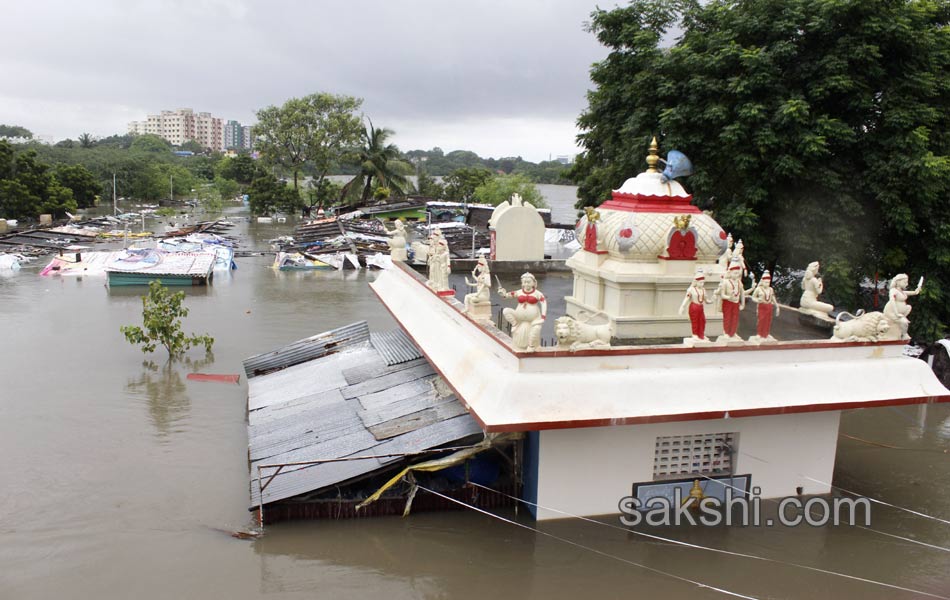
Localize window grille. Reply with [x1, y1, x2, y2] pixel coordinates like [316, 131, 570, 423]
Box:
[653, 433, 737, 480]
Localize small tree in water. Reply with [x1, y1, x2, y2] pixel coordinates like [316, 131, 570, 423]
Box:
[121, 280, 214, 358]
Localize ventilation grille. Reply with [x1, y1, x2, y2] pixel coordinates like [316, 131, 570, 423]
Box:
[653, 433, 737, 480]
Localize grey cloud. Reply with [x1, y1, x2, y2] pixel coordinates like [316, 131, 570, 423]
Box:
[1, 0, 608, 160]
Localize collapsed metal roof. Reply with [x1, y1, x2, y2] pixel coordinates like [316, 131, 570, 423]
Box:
[244, 322, 482, 508]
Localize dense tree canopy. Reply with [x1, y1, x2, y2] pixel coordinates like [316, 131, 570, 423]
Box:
[0, 141, 77, 219]
[473, 173, 546, 207]
[255, 92, 363, 192]
[54, 163, 101, 208]
[0, 124, 33, 139]
[571, 0, 950, 339]
[442, 167, 493, 202]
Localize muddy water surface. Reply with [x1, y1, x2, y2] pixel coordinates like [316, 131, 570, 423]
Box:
[1, 199, 949, 599]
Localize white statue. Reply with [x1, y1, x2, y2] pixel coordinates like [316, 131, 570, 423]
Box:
[732, 238, 748, 277]
[382, 218, 408, 261]
[883, 274, 923, 340]
[832, 311, 891, 342]
[799, 261, 834, 318]
[497, 272, 546, 352]
[464, 256, 492, 317]
[717, 232, 734, 270]
[678, 268, 712, 341]
[554, 315, 611, 352]
[714, 258, 745, 341]
[746, 270, 779, 343]
[426, 229, 451, 292]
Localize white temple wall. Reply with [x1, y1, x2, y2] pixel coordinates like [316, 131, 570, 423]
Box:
[531, 411, 841, 521]
[490, 206, 545, 261]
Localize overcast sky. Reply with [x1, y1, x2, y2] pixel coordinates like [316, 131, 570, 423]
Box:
[1, 1, 612, 162]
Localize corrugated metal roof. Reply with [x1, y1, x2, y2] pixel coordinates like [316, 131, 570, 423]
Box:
[246, 321, 482, 508]
[370, 329, 423, 366]
[243, 321, 371, 379]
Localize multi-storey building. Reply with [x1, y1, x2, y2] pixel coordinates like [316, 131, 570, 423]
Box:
[224, 120, 244, 150]
[128, 108, 228, 152]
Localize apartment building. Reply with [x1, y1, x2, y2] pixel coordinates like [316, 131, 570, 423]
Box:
[128, 108, 229, 151]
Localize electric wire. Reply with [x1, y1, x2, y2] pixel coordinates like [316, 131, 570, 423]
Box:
[697, 470, 950, 554]
[736, 448, 950, 527]
[467, 481, 950, 600]
[413, 484, 761, 600]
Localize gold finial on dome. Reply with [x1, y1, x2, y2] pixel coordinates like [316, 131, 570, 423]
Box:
[646, 136, 660, 173]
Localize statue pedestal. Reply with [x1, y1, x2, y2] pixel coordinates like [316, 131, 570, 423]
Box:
[391, 248, 407, 262]
[715, 336, 745, 346]
[682, 337, 716, 348]
[467, 302, 492, 321]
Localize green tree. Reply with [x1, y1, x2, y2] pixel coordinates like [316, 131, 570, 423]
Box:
[40, 182, 78, 218]
[305, 177, 342, 212]
[571, 0, 950, 339]
[472, 173, 546, 207]
[0, 124, 32, 139]
[0, 180, 39, 220]
[0, 146, 77, 219]
[130, 134, 172, 154]
[121, 281, 214, 359]
[442, 167, 493, 202]
[213, 176, 241, 202]
[415, 167, 444, 198]
[247, 173, 300, 215]
[217, 154, 257, 185]
[179, 140, 205, 154]
[78, 133, 95, 149]
[341, 121, 412, 204]
[55, 163, 101, 208]
[255, 92, 363, 192]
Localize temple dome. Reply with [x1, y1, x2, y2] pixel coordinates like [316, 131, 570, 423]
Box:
[614, 169, 690, 199]
[576, 206, 726, 262]
[574, 142, 727, 262]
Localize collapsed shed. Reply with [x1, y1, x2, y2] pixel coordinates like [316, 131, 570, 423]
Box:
[244, 321, 517, 523]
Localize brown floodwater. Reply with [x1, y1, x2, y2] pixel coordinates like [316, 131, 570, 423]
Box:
[1, 205, 949, 599]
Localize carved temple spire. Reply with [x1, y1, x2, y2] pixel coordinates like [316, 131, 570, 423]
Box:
[646, 136, 660, 173]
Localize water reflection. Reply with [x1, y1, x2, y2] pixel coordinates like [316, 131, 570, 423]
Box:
[126, 354, 215, 438]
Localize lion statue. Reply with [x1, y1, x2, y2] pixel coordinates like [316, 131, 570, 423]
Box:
[832, 311, 891, 342]
[554, 315, 612, 352]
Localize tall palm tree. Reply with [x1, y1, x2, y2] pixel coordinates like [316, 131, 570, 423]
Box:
[341, 121, 411, 205]
[78, 132, 94, 148]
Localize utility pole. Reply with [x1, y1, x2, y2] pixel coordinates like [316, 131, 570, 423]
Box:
[170, 175, 174, 204]
[113, 173, 117, 216]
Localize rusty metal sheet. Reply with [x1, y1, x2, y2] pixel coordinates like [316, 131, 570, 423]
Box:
[243, 321, 370, 378]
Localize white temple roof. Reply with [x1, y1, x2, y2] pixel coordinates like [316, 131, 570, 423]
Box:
[613, 170, 690, 198]
[371, 263, 950, 431]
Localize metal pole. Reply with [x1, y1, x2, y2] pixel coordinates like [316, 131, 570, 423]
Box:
[113, 173, 117, 216]
[257, 466, 264, 530]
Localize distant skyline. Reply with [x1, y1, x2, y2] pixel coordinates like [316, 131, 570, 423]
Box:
[1, 1, 611, 162]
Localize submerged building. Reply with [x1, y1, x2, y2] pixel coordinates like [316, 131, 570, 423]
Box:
[246, 142, 950, 523]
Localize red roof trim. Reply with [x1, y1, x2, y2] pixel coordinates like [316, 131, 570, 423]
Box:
[600, 192, 700, 214]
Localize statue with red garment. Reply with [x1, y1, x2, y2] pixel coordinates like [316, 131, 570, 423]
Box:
[746, 270, 780, 343]
[678, 268, 712, 341]
[582, 206, 602, 253]
[714, 257, 745, 341]
[497, 272, 547, 352]
[666, 214, 697, 260]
